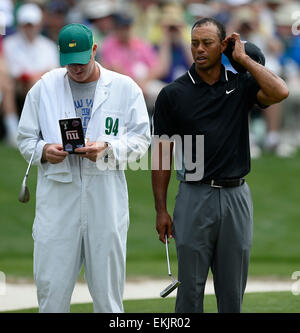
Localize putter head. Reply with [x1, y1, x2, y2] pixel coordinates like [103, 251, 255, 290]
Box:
[18, 180, 30, 203]
[160, 278, 180, 298]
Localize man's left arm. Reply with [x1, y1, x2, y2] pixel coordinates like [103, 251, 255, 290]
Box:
[109, 80, 151, 165]
[228, 33, 289, 106]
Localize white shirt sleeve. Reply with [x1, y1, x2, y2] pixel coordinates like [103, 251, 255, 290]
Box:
[16, 80, 48, 166]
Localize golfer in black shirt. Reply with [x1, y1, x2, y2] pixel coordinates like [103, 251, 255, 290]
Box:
[152, 18, 289, 313]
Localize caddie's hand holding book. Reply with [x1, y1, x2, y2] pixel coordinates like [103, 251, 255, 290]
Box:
[59, 118, 85, 154]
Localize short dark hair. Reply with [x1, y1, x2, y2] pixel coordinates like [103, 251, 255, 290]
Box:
[191, 17, 226, 41]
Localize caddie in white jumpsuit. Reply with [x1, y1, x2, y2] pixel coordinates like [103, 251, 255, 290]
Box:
[17, 24, 150, 313]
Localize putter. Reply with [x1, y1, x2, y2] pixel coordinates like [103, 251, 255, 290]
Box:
[160, 234, 180, 298]
[18, 140, 38, 203]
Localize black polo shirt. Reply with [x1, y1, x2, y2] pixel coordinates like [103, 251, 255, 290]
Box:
[153, 63, 264, 182]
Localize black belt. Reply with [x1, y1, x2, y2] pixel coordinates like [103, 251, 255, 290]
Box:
[200, 178, 245, 188]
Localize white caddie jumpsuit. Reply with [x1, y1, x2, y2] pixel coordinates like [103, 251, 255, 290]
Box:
[17, 64, 151, 313]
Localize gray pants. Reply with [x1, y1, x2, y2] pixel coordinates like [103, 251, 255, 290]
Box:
[173, 181, 253, 313]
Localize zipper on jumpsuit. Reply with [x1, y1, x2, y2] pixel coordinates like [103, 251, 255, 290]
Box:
[79, 156, 86, 234]
[79, 156, 82, 181]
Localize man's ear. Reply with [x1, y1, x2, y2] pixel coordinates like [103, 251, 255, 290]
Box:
[93, 43, 98, 53]
[220, 38, 228, 54]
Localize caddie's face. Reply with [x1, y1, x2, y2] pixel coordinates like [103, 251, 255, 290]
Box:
[191, 23, 225, 70]
[66, 44, 98, 83]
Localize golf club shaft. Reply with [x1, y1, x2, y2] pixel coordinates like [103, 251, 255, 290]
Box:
[165, 234, 171, 276]
[25, 140, 39, 176]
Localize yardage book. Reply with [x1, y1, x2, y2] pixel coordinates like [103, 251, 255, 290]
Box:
[59, 117, 85, 154]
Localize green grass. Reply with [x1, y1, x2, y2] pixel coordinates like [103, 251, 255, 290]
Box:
[0, 143, 300, 280]
[3, 292, 300, 313]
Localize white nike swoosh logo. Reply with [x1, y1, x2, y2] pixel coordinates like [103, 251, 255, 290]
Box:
[226, 89, 235, 94]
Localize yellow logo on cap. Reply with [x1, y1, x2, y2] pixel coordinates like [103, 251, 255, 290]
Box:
[69, 40, 76, 47]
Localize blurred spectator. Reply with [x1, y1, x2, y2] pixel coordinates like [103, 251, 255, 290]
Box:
[257, 0, 284, 38]
[275, 2, 300, 68]
[0, 0, 15, 35]
[2, 3, 59, 110]
[81, 0, 117, 50]
[130, 0, 161, 42]
[65, 0, 84, 24]
[185, 2, 217, 26]
[148, 2, 191, 47]
[275, 2, 300, 142]
[153, 3, 193, 84]
[251, 2, 291, 156]
[42, 0, 69, 42]
[100, 12, 163, 112]
[0, 36, 19, 146]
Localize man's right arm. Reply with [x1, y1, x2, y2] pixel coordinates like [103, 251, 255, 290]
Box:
[151, 140, 174, 243]
[152, 88, 177, 243]
[17, 81, 68, 165]
[17, 82, 47, 166]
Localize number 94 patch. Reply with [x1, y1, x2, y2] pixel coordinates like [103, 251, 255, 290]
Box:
[105, 116, 119, 136]
[101, 109, 123, 138]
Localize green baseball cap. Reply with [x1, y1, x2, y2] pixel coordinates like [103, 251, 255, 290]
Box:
[58, 24, 94, 67]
